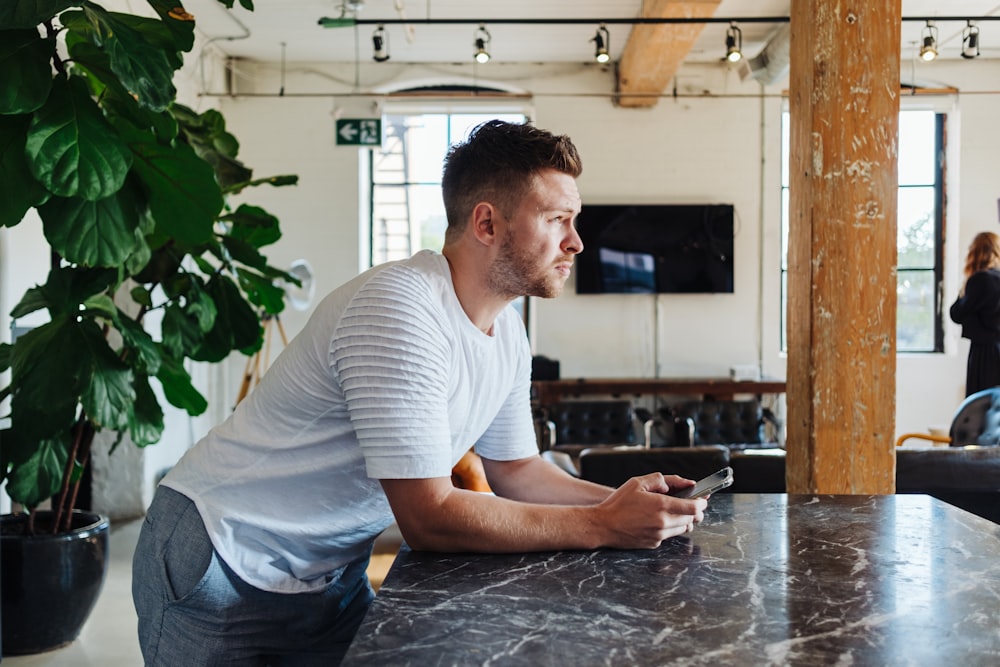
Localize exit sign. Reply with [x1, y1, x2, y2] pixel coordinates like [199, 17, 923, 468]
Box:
[336, 118, 382, 146]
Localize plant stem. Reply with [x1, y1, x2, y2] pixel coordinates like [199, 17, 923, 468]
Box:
[62, 437, 93, 533]
[52, 415, 93, 534]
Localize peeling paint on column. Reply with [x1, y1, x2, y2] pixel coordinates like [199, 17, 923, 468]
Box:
[846, 160, 873, 182]
[812, 132, 824, 176]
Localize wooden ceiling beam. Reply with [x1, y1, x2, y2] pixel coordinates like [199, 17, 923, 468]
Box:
[616, 0, 723, 108]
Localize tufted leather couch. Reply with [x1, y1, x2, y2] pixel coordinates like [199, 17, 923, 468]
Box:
[572, 443, 1000, 525]
[641, 399, 780, 449]
[727, 446, 1000, 524]
[535, 400, 643, 455]
[578, 445, 731, 488]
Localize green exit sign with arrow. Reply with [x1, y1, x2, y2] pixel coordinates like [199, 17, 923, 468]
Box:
[336, 118, 382, 146]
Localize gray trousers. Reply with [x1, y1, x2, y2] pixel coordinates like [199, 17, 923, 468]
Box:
[132, 486, 374, 666]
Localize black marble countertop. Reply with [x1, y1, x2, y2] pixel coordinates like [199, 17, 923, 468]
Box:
[344, 494, 1000, 666]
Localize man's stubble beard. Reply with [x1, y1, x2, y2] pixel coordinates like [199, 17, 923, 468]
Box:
[487, 230, 566, 300]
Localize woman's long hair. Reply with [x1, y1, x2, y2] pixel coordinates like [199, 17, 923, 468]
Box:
[964, 231, 1000, 278]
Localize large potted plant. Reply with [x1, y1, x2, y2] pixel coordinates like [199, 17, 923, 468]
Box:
[0, 0, 294, 654]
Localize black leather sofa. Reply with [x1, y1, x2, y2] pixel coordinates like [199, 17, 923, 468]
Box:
[576, 445, 1000, 524]
[730, 446, 1000, 524]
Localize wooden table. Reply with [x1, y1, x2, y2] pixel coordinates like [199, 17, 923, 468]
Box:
[344, 494, 1000, 665]
[532, 376, 786, 406]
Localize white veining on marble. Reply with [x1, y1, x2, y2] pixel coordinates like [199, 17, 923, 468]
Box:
[345, 495, 1000, 666]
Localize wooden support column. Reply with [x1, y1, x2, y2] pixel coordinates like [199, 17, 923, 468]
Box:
[786, 1, 900, 494]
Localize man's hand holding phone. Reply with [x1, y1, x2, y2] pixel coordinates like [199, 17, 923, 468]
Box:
[668, 466, 734, 499]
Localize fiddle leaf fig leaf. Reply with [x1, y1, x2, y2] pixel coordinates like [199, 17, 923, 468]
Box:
[221, 204, 282, 248]
[130, 285, 153, 308]
[2, 432, 70, 511]
[82, 293, 117, 320]
[119, 120, 223, 244]
[0, 29, 55, 114]
[188, 285, 220, 333]
[9, 286, 50, 320]
[144, 0, 196, 53]
[237, 268, 286, 315]
[38, 186, 143, 267]
[25, 75, 132, 200]
[80, 5, 178, 111]
[67, 36, 179, 141]
[161, 302, 206, 358]
[130, 374, 165, 446]
[155, 351, 208, 415]
[0, 0, 80, 29]
[223, 236, 268, 270]
[80, 321, 134, 431]
[9, 318, 88, 441]
[0, 113, 50, 227]
[225, 173, 298, 195]
[192, 275, 262, 362]
[173, 104, 252, 189]
[114, 313, 162, 375]
[49, 266, 120, 316]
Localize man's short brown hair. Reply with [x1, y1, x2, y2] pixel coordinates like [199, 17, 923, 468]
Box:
[441, 120, 583, 243]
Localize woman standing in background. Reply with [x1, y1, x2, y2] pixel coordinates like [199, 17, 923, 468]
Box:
[950, 231, 1000, 396]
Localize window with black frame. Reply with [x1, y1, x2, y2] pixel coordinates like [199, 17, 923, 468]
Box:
[779, 109, 945, 353]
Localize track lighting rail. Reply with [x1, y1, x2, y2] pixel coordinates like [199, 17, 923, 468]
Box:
[319, 16, 1000, 28]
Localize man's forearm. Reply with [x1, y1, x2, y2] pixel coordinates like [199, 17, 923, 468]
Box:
[382, 478, 609, 553]
[380, 470, 705, 554]
[481, 454, 612, 505]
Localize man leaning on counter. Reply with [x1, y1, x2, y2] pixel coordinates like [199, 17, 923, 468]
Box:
[130, 120, 710, 666]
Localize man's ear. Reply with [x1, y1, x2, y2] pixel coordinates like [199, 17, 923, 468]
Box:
[470, 202, 498, 246]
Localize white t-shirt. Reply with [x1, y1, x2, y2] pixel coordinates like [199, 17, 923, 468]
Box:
[162, 250, 538, 593]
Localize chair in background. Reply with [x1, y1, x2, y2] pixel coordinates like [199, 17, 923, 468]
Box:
[535, 400, 646, 457]
[577, 445, 731, 488]
[670, 399, 781, 449]
[633, 406, 688, 448]
[895, 387, 1000, 448]
[895, 446, 1000, 523]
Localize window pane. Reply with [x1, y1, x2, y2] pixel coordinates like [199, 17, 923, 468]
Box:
[898, 111, 936, 185]
[372, 184, 446, 262]
[781, 111, 790, 187]
[898, 186, 935, 269]
[780, 270, 787, 352]
[370, 111, 525, 267]
[403, 115, 451, 183]
[779, 111, 942, 354]
[781, 187, 789, 270]
[897, 269, 935, 351]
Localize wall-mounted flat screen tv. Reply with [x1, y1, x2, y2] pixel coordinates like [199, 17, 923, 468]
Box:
[574, 204, 735, 294]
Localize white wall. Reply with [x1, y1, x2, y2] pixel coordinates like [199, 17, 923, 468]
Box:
[5, 45, 1000, 514]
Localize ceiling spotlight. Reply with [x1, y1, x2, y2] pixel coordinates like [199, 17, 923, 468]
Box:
[725, 23, 743, 63]
[919, 21, 938, 62]
[592, 24, 610, 64]
[372, 24, 389, 62]
[962, 21, 980, 59]
[474, 24, 491, 64]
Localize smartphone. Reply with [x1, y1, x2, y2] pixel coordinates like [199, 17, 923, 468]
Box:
[669, 466, 734, 499]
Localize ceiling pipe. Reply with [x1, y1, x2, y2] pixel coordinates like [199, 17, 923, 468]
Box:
[738, 24, 791, 86]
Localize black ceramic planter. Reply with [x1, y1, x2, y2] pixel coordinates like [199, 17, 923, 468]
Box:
[1, 510, 110, 655]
